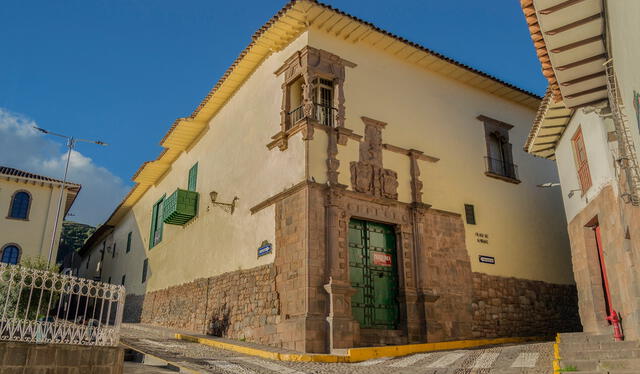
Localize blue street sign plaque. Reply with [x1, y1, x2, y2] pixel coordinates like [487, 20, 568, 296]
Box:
[258, 241, 272, 257]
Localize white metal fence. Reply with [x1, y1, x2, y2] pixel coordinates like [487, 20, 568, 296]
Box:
[0, 263, 124, 346]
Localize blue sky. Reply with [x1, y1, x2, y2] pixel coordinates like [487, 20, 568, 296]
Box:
[0, 0, 546, 225]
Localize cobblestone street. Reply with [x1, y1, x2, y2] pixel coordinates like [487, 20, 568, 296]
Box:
[122, 325, 554, 374]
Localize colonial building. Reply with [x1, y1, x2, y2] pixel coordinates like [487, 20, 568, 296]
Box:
[0, 165, 81, 265]
[522, 0, 640, 341]
[78, 0, 579, 353]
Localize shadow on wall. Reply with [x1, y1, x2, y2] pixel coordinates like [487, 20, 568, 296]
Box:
[207, 303, 231, 337]
[119, 219, 150, 324]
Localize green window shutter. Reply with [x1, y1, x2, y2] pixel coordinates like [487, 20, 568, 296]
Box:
[126, 232, 132, 253]
[156, 198, 164, 243]
[149, 195, 165, 249]
[188, 163, 198, 191]
[149, 203, 158, 249]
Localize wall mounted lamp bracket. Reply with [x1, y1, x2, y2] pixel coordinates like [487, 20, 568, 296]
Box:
[209, 191, 239, 214]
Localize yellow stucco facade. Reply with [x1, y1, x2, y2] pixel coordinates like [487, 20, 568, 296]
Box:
[80, 10, 574, 296]
[0, 167, 78, 264]
[308, 30, 572, 284]
[79, 33, 311, 294]
[77, 0, 579, 351]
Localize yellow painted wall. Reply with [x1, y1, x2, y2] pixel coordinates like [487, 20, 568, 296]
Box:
[81, 33, 310, 294]
[0, 178, 68, 263]
[308, 29, 574, 285]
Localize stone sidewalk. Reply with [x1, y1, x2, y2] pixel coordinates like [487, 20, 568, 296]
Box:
[121, 324, 555, 373]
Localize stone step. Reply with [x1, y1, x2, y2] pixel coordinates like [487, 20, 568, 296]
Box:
[556, 359, 598, 371]
[559, 332, 615, 344]
[558, 358, 640, 372]
[560, 348, 640, 360]
[559, 340, 640, 352]
[359, 328, 407, 346]
[598, 358, 640, 371]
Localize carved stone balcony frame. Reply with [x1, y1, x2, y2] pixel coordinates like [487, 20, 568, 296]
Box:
[268, 46, 356, 151]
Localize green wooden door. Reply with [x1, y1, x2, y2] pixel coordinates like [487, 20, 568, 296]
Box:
[348, 218, 399, 329]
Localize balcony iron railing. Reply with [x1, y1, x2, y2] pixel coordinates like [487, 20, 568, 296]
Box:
[485, 156, 519, 180]
[288, 106, 305, 128]
[287, 103, 337, 129]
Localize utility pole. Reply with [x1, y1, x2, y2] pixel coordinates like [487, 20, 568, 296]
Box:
[33, 126, 107, 266]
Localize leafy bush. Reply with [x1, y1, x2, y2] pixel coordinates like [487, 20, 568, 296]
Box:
[0, 256, 60, 320]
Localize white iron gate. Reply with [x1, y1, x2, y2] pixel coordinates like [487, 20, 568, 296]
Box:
[0, 263, 124, 346]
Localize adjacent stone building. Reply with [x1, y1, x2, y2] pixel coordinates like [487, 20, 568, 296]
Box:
[78, 0, 579, 353]
[522, 0, 640, 341]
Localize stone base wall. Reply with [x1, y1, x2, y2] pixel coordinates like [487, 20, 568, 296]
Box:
[140, 264, 280, 345]
[128, 182, 582, 352]
[0, 341, 123, 374]
[471, 272, 581, 338]
[419, 209, 474, 342]
[568, 184, 640, 341]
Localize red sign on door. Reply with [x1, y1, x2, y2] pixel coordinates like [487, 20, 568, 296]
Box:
[371, 251, 392, 266]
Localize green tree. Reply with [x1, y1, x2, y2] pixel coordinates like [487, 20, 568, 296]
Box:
[56, 221, 96, 264]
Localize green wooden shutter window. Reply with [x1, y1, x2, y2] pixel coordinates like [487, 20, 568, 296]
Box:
[156, 198, 164, 243]
[188, 163, 198, 191]
[126, 232, 132, 253]
[149, 204, 158, 249]
[149, 195, 165, 249]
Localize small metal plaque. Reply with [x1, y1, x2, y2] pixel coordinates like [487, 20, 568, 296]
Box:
[479, 255, 495, 264]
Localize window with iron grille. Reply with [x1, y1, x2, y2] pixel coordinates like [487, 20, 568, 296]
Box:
[314, 78, 335, 127]
[464, 204, 476, 225]
[479, 115, 518, 182]
[284, 77, 336, 129]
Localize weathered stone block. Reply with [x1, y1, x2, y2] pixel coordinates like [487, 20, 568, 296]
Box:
[3, 344, 28, 366]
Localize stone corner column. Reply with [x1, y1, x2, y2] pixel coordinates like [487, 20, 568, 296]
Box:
[322, 186, 359, 351]
[323, 277, 359, 350]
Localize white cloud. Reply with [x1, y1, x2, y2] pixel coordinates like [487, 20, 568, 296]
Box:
[0, 108, 130, 226]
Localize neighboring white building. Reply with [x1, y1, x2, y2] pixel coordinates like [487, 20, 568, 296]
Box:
[522, 0, 640, 341]
[0, 165, 80, 265]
